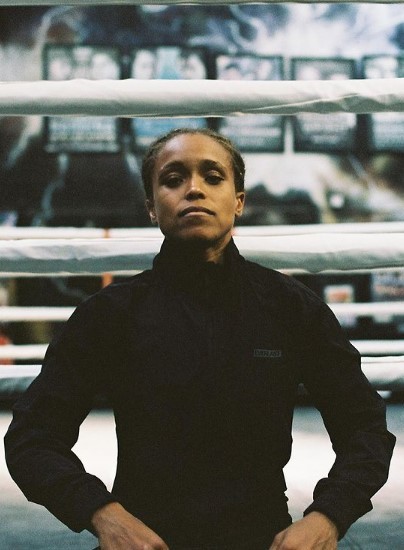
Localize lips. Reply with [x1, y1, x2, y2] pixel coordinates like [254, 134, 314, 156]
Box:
[179, 206, 215, 217]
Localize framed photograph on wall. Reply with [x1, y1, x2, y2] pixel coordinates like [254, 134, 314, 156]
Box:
[291, 57, 357, 152]
[363, 55, 404, 152]
[130, 47, 209, 149]
[43, 45, 122, 153]
[215, 54, 284, 152]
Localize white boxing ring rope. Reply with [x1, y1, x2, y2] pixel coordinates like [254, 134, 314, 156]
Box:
[5, 222, 404, 241]
[2, 341, 404, 358]
[3, 232, 404, 276]
[0, 79, 404, 117]
[6, 360, 404, 398]
[5, 301, 404, 323]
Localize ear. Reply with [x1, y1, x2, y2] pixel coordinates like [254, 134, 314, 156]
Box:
[235, 192, 245, 218]
[146, 199, 157, 224]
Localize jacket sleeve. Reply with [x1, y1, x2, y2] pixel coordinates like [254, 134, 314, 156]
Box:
[300, 299, 396, 539]
[4, 292, 122, 533]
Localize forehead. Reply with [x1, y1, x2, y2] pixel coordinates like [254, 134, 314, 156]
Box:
[155, 134, 232, 171]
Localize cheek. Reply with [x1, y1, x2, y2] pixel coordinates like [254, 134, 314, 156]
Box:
[154, 196, 176, 220]
[224, 193, 241, 215]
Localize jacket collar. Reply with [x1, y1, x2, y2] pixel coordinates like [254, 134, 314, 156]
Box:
[152, 237, 243, 287]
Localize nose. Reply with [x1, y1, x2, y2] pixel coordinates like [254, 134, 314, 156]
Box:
[184, 174, 206, 200]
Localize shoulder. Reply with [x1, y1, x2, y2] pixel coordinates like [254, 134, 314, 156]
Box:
[242, 259, 329, 317]
[69, 270, 153, 323]
[97, 269, 153, 301]
[243, 259, 320, 300]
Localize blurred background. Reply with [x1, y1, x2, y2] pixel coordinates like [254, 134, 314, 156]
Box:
[1, 5, 404, 548]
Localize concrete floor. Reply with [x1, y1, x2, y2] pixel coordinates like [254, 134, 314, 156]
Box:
[1, 404, 402, 549]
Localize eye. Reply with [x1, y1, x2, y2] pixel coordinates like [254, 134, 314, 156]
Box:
[205, 172, 224, 185]
[162, 173, 184, 188]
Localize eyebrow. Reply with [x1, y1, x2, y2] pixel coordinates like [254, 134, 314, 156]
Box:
[158, 159, 227, 176]
[200, 159, 227, 173]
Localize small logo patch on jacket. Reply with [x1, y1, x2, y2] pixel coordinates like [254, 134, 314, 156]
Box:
[253, 348, 282, 359]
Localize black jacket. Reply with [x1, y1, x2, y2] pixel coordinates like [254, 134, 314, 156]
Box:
[5, 239, 395, 547]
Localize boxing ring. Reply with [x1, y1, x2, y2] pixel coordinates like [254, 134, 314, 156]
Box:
[1, 0, 404, 396]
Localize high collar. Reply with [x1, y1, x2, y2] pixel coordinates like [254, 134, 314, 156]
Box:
[152, 238, 242, 289]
